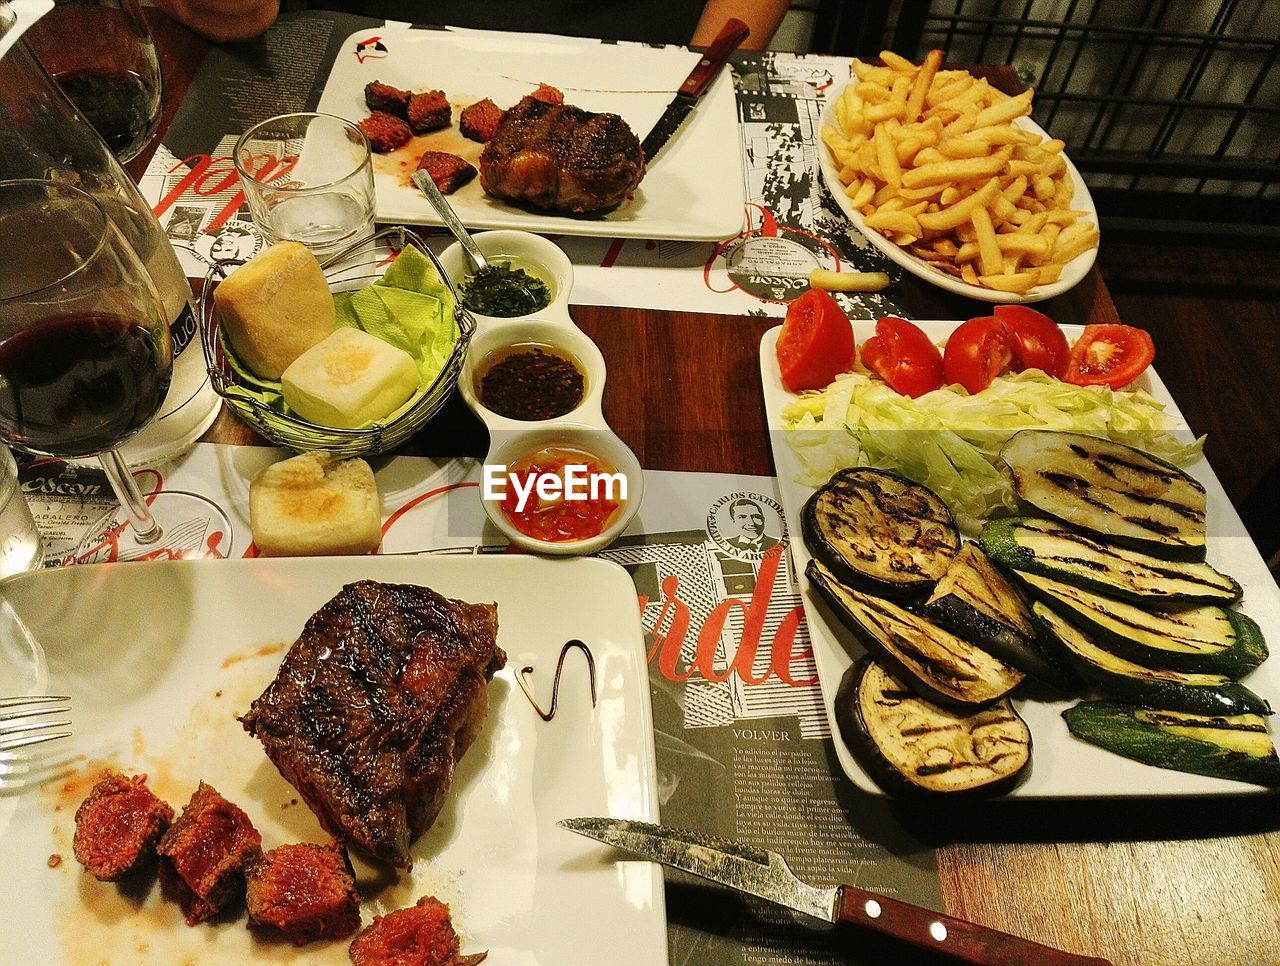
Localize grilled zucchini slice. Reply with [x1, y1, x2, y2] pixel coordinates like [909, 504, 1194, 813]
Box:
[836, 658, 1032, 798]
[1000, 430, 1206, 561]
[1031, 603, 1270, 716]
[807, 559, 1024, 706]
[1063, 701, 1280, 788]
[981, 517, 1240, 607]
[801, 467, 959, 601]
[1020, 572, 1266, 677]
[922, 543, 1080, 690]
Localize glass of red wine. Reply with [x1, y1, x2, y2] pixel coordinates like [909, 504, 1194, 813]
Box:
[24, 0, 162, 164]
[0, 180, 225, 560]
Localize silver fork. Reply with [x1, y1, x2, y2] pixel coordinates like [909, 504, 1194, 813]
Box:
[0, 695, 74, 795]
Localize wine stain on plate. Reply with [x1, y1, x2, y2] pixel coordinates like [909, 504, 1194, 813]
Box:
[37, 642, 488, 964]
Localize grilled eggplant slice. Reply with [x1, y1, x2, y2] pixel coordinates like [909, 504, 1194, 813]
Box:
[1031, 602, 1270, 716]
[836, 658, 1031, 798]
[1063, 701, 1280, 788]
[802, 468, 959, 601]
[1019, 572, 1266, 677]
[922, 543, 1080, 690]
[807, 559, 1024, 706]
[980, 517, 1240, 607]
[1000, 430, 1206, 561]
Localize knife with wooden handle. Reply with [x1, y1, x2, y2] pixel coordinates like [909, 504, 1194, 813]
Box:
[559, 817, 1111, 966]
[640, 17, 750, 163]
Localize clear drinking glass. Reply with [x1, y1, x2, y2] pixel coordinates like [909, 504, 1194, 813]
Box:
[23, 0, 163, 164]
[0, 179, 219, 560]
[234, 112, 377, 258]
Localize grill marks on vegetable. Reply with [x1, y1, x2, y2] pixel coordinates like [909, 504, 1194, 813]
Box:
[1002, 430, 1207, 560]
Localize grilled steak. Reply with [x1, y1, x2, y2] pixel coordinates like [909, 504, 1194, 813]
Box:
[246, 840, 361, 944]
[73, 771, 174, 881]
[459, 98, 504, 143]
[417, 151, 477, 194]
[407, 89, 451, 134]
[364, 80, 412, 118]
[240, 581, 504, 869]
[359, 111, 412, 153]
[479, 95, 645, 215]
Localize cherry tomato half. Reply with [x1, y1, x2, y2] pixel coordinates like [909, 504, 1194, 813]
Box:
[994, 304, 1069, 379]
[1064, 324, 1155, 390]
[943, 316, 1015, 395]
[776, 289, 856, 392]
[860, 317, 945, 398]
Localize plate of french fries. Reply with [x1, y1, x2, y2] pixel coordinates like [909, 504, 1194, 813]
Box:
[819, 49, 1100, 302]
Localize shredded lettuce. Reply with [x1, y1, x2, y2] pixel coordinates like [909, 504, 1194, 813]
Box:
[781, 369, 1203, 535]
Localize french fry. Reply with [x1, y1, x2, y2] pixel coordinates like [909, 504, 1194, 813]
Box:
[1036, 263, 1064, 285]
[902, 156, 1006, 188]
[1054, 228, 1100, 264]
[808, 268, 891, 292]
[974, 88, 1033, 128]
[864, 209, 922, 236]
[875, 124, 902, 188]
[971, 206, 1001, 276]
[979, 271, 1039, 293]
[846, 179, 875, 209]
[917, 177, 1002, 231]
[905, 49, 943, 122]
[880, 50, 917, 73]
[960, 262, 981, 286]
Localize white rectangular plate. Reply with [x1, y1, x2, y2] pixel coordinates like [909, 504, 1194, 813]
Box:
[0, 555, 666, 964]
[760, 321, 1280, 799]
[317, 24, 746, 241]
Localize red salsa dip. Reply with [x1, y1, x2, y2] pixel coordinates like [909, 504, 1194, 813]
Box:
[499, 445, 622, 542]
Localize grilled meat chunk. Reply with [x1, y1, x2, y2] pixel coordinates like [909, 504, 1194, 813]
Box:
[407, 90, 451, 134]
[530, 82, 564, 105]
[417, 151, 477, 195]
[459, 98, 504, 143]
[73, 771, 174, 881]
[365, 80, 412, 118]
[359, 112, 413, 153]
[241, 581, 504, 869]
[246, 840, 361, 945]
[479, 95, 644, 215]
[349, 895, 488, 966]
[157, 782, 262, 925]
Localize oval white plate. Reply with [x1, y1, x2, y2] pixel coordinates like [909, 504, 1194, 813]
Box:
[817, 82, 1099, 304]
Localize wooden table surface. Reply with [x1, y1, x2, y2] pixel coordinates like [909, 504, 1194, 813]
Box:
[135, 13, 1280, 964]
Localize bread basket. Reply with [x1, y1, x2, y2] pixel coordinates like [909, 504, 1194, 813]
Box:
[199, 226, 474, 457]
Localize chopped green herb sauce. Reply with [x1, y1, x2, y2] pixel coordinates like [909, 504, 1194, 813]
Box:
[461, 262, 551, 318]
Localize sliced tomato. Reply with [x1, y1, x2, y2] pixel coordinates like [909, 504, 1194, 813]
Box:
[860, 317, 945, 398]
[994, 305, 1069, 378]
[943, 316, 1015, 395]
[776, 289, 856, 392]
[1064, 324, 1155, 389]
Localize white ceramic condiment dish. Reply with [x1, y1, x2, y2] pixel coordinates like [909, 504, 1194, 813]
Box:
[441, 231, 642, 555]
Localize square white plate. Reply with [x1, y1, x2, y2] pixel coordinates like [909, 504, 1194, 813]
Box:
[316, 24, 745, 241]
[0, 555, 666, 963]
[760, 321, 1280, 798]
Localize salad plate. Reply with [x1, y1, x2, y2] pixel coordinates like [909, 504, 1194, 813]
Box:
[816, 87, 1099, 304]
[761, 320, 1280, 799]
[317, 23, 745, 242]
[0, 555, 666, 963]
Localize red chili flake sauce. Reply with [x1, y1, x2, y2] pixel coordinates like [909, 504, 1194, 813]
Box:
[499, 446, 622, 542]
[478, 343, 584, 421]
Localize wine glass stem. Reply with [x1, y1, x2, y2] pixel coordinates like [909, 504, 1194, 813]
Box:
[97, 448, 163, 545]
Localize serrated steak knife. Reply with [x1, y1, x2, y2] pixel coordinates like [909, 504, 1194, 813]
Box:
[559, 818, 1110, 965]
[640, 18, 749, 163]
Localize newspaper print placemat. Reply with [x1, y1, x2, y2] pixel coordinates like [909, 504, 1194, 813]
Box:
[18, 446, 941, 964]
[140, 13, 910, 320]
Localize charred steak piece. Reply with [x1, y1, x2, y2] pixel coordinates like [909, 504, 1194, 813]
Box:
[157, 782, 262, 925]
[479, 95, 645, 215]
[246, 840, 361, 945]
[530, 82, 564, 105]
[417, 151, 477, 195]
[407, 90, 451, 134]
[73, 771, 174, 881]
[365, 80, 412, 118]
[459, 98, 504, 143]
[241, 581, 504, 869]
[359, 111, 413, 153]
[349, 895, 488, 966]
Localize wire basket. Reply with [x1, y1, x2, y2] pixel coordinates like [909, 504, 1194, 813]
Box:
[199, 226, 474, 458]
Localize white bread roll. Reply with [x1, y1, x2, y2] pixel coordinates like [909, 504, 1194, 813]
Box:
[250, 452, 381, 556]
[282, 328, 420, 429]
[213, 241, 337, 379]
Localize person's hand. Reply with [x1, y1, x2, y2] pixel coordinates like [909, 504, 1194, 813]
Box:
[155, 0, 279, 43]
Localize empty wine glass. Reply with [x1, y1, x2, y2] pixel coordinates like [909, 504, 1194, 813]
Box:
[0, 180, 226, 561]
[24, 0, 163, 164]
